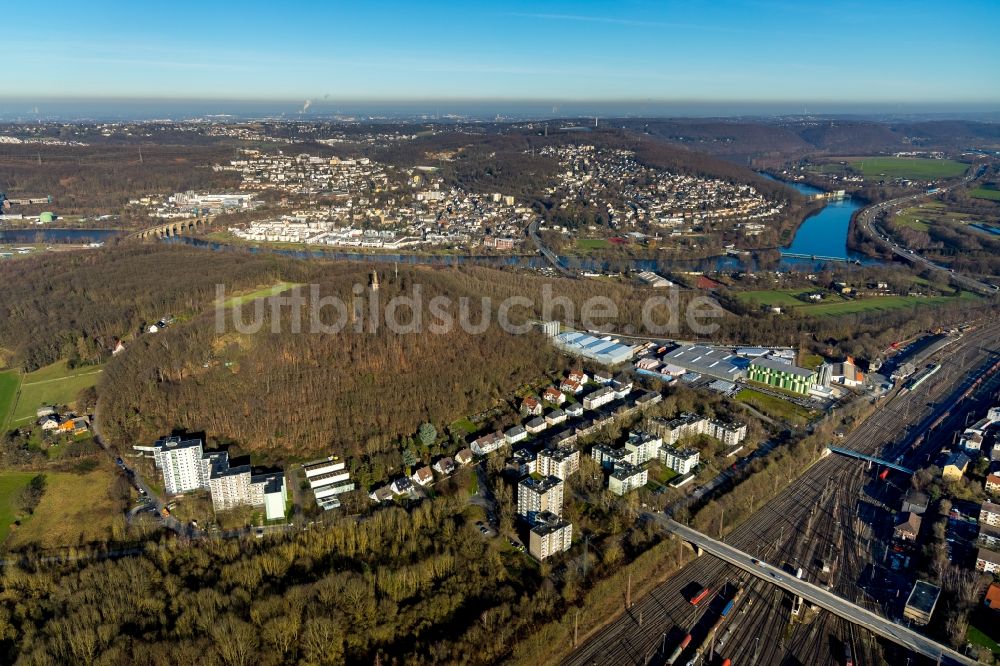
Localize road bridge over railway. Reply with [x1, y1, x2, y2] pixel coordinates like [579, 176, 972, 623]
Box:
[659, 517, 976, 666]
[825, 445, 915, 474]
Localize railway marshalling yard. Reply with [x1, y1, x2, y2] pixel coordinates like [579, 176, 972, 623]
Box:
[564, 321, 1000, 666]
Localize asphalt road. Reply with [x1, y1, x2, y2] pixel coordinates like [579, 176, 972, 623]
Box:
[855, 165, 995, 295]
[659, 517, 977, 666]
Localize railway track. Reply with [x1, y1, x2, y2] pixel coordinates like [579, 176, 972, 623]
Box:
[564, 320, 1000, 666]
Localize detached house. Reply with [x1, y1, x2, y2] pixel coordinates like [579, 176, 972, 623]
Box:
[411, 466, 434, 487]
[454, 448, 474, 466]
[433, 457, 456, 475]
[894, 512, 922, 542]
[560, 378, 583, 394]
[471, 431, 505, 456]
[542, 387, 566, 404]
[521, 396, 543, 416]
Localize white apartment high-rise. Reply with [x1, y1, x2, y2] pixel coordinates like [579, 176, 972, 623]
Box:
[152, 436, 205, 494]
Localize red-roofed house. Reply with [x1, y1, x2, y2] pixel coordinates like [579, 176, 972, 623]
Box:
[521, 396, 543, 416]
[542, 387, 566, 405]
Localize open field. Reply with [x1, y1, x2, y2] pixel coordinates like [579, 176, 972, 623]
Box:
[221, 281, 304, 308]
[733, 289, 814, 308]
[734, 286, 974, 317]
[804, 292, 976, 316]
[970, 186, 1000, 202]
[6, 468, 120, 549]
[0, 472, 37, 544]
[0, 370, 20, 430]
[735, 388, 814, 425]
[848, 157, 968, 180]
[576, 238, 611, 250]
[10, 360, 103, 422]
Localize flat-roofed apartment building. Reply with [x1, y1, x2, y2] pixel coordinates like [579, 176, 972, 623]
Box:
[140, 436, 286, 519]
[536, 446, 580, 480]
[529, 511, 573, 561]
[147, 436, 205, 494]
[517, 475, 564, 522]
[303, 456, 356, 511]
[652, 413, 747, 447]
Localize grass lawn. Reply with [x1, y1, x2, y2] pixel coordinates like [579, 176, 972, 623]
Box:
[735, 388, 813, 426]
[894, 208, 931, 231]
[733, 289, 813, 308]
[6, 467, 120, 549]
[0, 370, 20, 430]
[848, 157, 968, 180]
[967, 623, 1000, 656]
[576, 238, 611, 250]
[648, 462, 678, 485]
[970, 186, 1000, 202]
[450, 417, 478, 436]
[222, 281, 304, 308]
[800, 293, 975, 317]
[11, 360, 103, 422]
[0, 471, 37, 544]
[735, 286, 974, 318]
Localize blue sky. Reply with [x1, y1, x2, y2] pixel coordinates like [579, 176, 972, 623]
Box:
[5, 0, 998, 104]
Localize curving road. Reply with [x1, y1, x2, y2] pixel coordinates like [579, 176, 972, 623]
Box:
[854, 165, 996, 295]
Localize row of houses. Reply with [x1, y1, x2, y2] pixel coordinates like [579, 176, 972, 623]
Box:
[370, 449, 476, 502]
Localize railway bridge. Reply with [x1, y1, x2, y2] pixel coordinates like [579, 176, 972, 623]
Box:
[131, 216, 214, 240]
[825, 445, 915, 474]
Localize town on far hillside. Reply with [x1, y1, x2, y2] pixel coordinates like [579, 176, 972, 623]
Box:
[3, 2, 1000, 664]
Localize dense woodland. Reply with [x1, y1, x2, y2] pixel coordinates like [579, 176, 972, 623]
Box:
[0, 143, 241, 222]
[94, 260, 707, 458]
[0, 246, 305, 371]
[0, 496, 555, 665]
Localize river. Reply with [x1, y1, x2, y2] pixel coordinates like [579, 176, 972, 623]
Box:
[767, 177, 870, 263]
[3, 180, 873, 272]
[0, 228, 122, 244]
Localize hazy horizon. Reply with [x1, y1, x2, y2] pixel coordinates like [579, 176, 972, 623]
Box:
[5, 1, 998, 116]
[1, 97, 998, 123]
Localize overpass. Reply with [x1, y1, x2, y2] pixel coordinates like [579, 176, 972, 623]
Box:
[130, 216, 215, 240]
[658, 516, 976, 666]
[826, 445, 915, 474]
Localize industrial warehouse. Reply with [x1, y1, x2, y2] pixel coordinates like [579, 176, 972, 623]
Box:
[552, 331, 636, 366]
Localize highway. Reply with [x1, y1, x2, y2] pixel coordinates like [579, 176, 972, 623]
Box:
[659, 518, 977, 666]
[854, 164, 996, 295]
[564, 320, 1000, 666]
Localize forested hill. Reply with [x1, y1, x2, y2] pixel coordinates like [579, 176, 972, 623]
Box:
[95, 263, 669, 459]
[620, 118, 1000, 162]
[0, 245, 307, 371]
